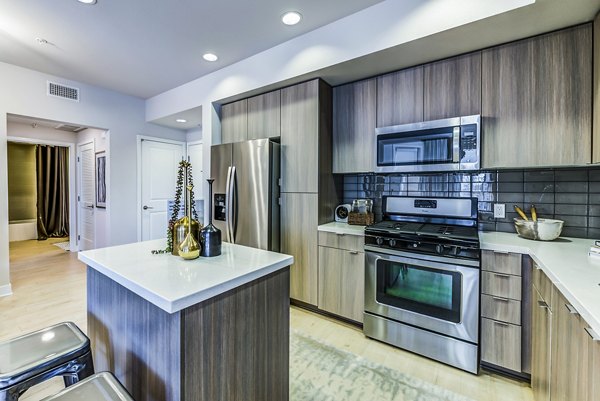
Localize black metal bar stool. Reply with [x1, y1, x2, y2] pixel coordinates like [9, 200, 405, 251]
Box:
[38, 372, 133, 401]
[0, 322, 94, 401]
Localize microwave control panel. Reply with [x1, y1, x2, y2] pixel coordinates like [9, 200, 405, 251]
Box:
[460, 124, 479, 167]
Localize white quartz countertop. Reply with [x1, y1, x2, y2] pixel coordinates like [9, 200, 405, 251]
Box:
[318, 222, 366, 236]
[480, 231, 600, 335]
[78, 240, 293, 314]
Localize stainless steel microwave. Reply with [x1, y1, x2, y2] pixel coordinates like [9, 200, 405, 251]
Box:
[375, 115, 480, 173]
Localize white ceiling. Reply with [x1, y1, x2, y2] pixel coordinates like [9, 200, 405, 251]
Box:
[0, 0, 383, 99]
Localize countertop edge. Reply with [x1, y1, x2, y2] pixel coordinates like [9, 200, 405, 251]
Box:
[317, 222, 366, 236]
[80, 251, 293, 314]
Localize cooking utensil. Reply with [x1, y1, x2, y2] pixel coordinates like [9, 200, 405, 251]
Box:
[530, 204, 537, 222]
[513, 205, 529, 221]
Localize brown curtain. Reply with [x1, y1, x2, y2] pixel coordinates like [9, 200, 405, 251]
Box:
[36, 145, 69, 240]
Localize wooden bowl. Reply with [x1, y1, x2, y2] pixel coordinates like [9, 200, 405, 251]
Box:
[513, 218, 564, 241]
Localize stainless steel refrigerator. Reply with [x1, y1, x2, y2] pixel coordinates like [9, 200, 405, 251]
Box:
[210, 139, 280, 251]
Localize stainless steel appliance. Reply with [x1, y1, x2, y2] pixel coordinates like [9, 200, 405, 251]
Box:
[210, 139, 280, 251]
[375, 115, 480, 173]
[364, 196, 480, 373]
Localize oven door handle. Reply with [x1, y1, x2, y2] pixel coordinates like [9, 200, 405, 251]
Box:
[365, 248, 478, 272]
[364, 245, 480, 268]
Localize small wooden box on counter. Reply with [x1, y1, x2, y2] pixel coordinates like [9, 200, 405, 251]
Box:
[347, 212, 374, 226]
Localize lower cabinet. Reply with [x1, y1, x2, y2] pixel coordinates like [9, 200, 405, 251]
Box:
[531, 265, 600, 401]
[316, 231, 365, 323]
[531, 286, 552, 401]
[281, 193, 318, 306]
[317, 246, 364, 323]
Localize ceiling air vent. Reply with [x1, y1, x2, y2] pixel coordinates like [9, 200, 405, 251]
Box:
[47, 81, 80, 102]
[54, 124, 86, 133]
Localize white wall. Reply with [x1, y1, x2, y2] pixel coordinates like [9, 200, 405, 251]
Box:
[7, 122, 78, 143]
[0, 61, 185, 295]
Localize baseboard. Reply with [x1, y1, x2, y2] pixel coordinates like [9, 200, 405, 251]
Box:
[0, 283, 13, 297]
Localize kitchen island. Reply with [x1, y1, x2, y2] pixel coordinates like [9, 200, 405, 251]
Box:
[78, 239, 293, 401]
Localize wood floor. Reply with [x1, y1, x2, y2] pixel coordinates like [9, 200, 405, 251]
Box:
[1, 239, 533, 401]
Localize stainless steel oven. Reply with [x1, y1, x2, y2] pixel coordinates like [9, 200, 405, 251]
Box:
[363, 196, 480, 374]
[375, 115, 480, 173]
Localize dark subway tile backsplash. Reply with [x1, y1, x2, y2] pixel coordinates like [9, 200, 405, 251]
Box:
[341, 168, 600, 239]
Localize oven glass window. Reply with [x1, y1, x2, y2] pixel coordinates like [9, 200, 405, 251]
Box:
[377, 127, 456, 166]
[376, 260, 461, 323]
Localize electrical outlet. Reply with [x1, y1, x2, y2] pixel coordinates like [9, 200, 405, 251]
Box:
[494, 203, 506, 219]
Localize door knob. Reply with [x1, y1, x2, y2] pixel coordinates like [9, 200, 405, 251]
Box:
[143, 205, 154, 210]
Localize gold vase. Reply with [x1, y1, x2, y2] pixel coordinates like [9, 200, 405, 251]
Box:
[178, 185, 200, 260]
[172, 180, 201, 256]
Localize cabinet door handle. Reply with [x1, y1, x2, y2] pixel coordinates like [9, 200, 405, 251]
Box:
[493, 251, 510, 255]
[494, 321, 510, 327]
[537, 300, 549, 309]
[349, 250, 359, 255]
[585, 327, 600, 341]
[336, 233, 346, 237]
[565, 304, 579, 315]
[493, 273, 511, 279]
[492, 296, 509, 302]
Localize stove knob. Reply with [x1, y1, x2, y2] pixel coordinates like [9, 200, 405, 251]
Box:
[389, 239, 397, 247]
[453, 246, 461, 256]
[412, 243, 418, 248]
[376, 237, 384, 246]
[436, 244, 444, 255]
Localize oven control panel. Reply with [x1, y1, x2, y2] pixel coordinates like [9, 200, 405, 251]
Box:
[364, 234, 480, 261]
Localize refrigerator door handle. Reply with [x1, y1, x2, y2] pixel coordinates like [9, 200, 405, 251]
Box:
[225, 166, 232, 243]
[229, 166, 237, 244]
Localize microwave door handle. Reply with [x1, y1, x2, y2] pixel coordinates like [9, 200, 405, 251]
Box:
[452, 127, 460, 163]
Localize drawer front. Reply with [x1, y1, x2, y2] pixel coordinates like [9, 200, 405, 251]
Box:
[318, 231, 364, 252]
[481, 250, 522, 276]
[532, 263, 554, 306]
[481, 294, 521, 325]
[482, 271, 522, 300]
[481, 317, 522, 372]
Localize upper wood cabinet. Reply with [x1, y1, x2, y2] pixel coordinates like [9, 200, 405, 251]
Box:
[248, 90, 281, 140]
[221, 99, 248, 144]
[376, 66, 424, 127]
[424, 52, 482, 120]
[332, 78, 376, 173]
[593, 13, 600, 163]
[281, 80, 320, 193]
[482, 24, 592, 168]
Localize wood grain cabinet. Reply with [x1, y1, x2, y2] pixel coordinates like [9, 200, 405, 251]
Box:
[248, 90, 281, 140]
[423, 52, 482, 120]
[482, 24, 592, 168]
[280, 79, 339, 307]
[594, 13, 600, 164]
[281, 80, 320, 193]
[376, 66, 424, 127]
[587, 325, 600, 401]
[317, 238, 364, 323]
[332, 78, 376, 173]
[480, 250, 525, 372]
[532, 284, 553, 401]
[221, 99, 248, 144]
[281, 193, 318, 305]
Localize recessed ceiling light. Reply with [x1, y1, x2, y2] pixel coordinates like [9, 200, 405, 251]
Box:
[203, 53, 218, 62]
[176, 119, 187, 123]
[281, 11, 302, 26]
[77, 0, 97, 4]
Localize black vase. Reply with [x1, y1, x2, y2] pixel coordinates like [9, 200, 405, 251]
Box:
[200, 179, 221, 257]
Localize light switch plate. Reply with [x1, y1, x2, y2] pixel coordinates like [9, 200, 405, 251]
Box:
[494, 203, 506, 219]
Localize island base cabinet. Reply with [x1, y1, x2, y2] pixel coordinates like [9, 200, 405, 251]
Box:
[317, 246, 364, 323]
[87, 267, 290, 401]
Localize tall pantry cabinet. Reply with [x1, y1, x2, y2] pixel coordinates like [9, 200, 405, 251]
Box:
[280, 79, 339, 306]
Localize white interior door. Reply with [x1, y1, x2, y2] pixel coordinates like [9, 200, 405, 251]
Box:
[141, 139, 185, 241]
[77, 141, 95, 251]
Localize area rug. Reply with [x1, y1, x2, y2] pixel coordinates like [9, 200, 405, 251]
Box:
[52, 241, 70, 251]
[290, 330, 476, 401]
